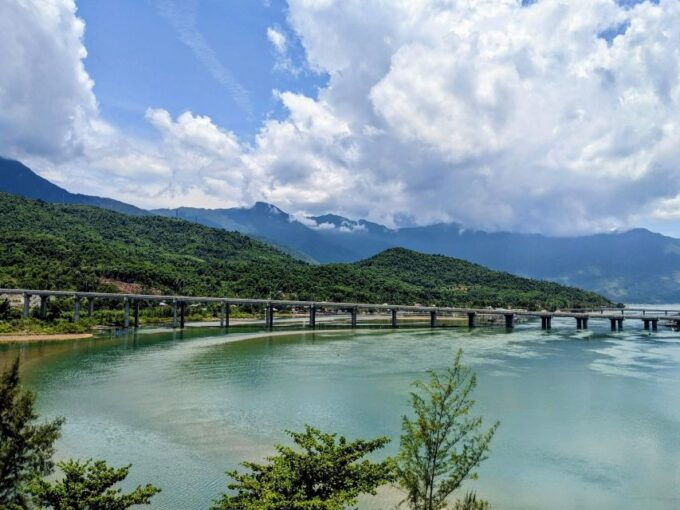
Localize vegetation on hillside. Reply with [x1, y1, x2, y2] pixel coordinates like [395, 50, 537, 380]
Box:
[0, 193, 611, 310]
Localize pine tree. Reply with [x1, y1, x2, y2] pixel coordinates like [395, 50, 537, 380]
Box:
[28, 459, 160, 509]
[213, 425, 394, 510]
[0, 358, 63, 509]
[396, 350, 499, 510]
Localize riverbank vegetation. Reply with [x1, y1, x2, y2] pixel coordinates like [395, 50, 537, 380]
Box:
[1, 350, 496, 509]
[0, 193, 611, 314]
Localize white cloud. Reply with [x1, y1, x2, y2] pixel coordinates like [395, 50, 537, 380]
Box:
[3, 0, 680, 235]
[267, 26, 287, 53]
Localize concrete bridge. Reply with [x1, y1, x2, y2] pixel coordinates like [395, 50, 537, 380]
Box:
[2, 288, 679, 332]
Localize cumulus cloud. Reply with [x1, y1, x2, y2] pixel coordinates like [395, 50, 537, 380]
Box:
[2, 0, 680, 234]
[0, 0, 97, 160]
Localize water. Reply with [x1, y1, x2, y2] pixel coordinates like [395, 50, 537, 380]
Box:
[2, 319, 680, 509]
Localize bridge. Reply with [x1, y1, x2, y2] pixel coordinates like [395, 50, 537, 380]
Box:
[2, 288, 679, 332]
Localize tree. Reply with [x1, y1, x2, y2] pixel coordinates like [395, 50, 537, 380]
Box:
[213, 425, 394, 510]
[396, 350, 499, 510]
[0, 358, 63, 509]
[28, 459, 160, 510]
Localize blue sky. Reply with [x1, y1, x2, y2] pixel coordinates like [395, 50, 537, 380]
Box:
[2, 0, 680, 237]
[77, 0, 325, 141]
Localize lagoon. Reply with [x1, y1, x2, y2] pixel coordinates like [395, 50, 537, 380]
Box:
[2, 320, 680, 509]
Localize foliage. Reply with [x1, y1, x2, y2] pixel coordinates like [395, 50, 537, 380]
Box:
[0, 359, 64, 509]
[452, 493, 490, 510]
[0, 193, 611, 313]
[27, 459, 160, 510]
[396, 350, 499, 510]
[212, 426, 394, 510]
[0, 319, 95, 336]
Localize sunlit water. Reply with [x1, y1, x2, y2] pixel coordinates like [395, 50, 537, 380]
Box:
[2, 319, 680, 509]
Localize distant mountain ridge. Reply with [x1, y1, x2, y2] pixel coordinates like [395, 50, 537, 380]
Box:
[1, 156, 679, 302]
[0, 157, 148, 216]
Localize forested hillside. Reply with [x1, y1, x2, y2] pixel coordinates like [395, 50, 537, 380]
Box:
[0, 193, 611, 310]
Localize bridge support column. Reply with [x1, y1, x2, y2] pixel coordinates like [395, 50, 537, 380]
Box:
[582, 317, 589, 330]
[643, 319, 650, 331]
[220, 302, 226, 328]
[468, 312, 476, 328]
[610, 318, 617, 332]
[172, 300, 178, 328]
[541, 316, 547, 330]
[351, 307, 358, 328]
[23, 293, 31, 318]
[179, 302, 185, 329]
[73, 296, 81, 323]
[134, 300, 140, 329]
[87, 297, 94, 317]
[391, 309, 398, 328]
[617, 318, 624, 331]
[651, 319, 658, 332]
[546, 316, 552, 329]
[430, 311, 437, 328]
[123, 298, 130, 329]
[309, 306, 316, 329]
[39, 295, 48, 319]
[504, 313, 514, 329]
[266, 304, 274, 329]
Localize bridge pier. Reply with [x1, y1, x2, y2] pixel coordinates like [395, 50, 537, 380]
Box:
[582, 317, 588, 329]
[610, 318, 617, 332]
[652, 319, 658, 332]
[504, 313, 514, 329]
[468, 312, 476, 328]
[617, 318, 624, 331]
[220, 302, 228, 328]
[74, 296, 81, 323]
[172, 300, 178, 328]
[87, 297, 94, 317]
[179, 301, 185, 329]
[134, 300, 140, 329]
[643, 319, 650, 331]
[309, 306, 316, 329]
[351, 307, 358, 328]
[23, 293, 31, 318]
[541, 316, 552, 330]
[391, 309, 398, 328]
[123, 298, 130, 329]
[430, 311, 437, 328]
[576, 317, 582, 329]
[39, 295, 48, 319]
[266, 304, 274, 329]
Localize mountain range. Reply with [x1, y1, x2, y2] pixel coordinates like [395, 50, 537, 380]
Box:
[2, 156, 678, 303]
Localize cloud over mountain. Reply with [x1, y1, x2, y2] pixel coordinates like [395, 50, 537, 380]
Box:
[2, 0, 680, 233]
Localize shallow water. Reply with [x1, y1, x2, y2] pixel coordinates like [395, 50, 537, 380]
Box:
[2, 319, 680, 509]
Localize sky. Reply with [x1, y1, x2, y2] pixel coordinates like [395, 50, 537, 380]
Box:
[1, 0, 680, 236]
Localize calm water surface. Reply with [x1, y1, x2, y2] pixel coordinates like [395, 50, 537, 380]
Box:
[2, 320, 680, 509]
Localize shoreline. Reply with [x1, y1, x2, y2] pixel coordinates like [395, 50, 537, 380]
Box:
[0, 333, 94, 343]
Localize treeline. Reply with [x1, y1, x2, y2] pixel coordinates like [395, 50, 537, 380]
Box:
[0, 193, 611, 310]
[2, 351, 496, 510]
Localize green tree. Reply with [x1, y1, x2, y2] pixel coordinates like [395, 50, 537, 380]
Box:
[28, 459, 159, 510]
[396, 350, 499, 510]
[213, 425, 394, 510]
[0, 358, 63, 509]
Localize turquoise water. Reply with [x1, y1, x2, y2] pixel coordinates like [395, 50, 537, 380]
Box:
[2, 320, 680, 509]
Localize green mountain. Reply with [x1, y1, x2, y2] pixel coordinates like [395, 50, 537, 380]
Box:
[0, 193, 610, 310]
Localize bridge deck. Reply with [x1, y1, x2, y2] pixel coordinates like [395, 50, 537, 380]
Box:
[2, 288, 679, 323]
